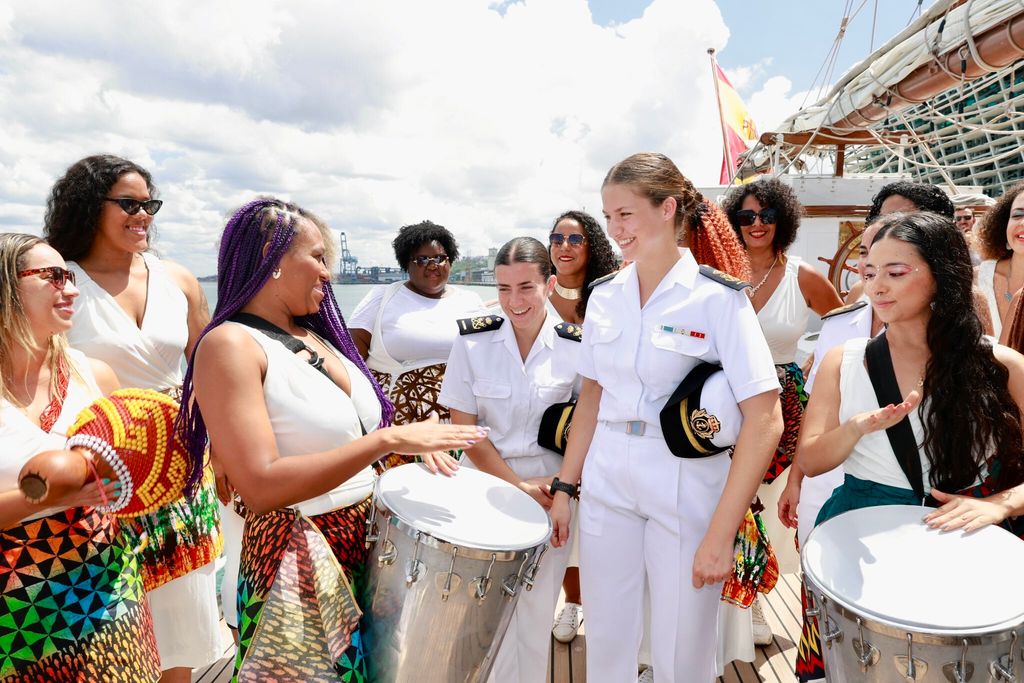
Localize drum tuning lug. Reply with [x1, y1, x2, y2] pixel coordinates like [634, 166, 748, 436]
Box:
[471, 554, 497, 602]
[805, 607, 820, 618]
[501, 574, 520, 599]
[853, 618, 879, 672]
[406, 532, 425, 586]
[820, 602, 842, 649]
[378, 539, 398, 566]
[364, 503, 379, 548]
[989, 630, 1018, 682]
[439, 547, 460, 602]
[895, 634, 928, 681]
[522, 544, 548, 592]
[941, 638, 973, 683]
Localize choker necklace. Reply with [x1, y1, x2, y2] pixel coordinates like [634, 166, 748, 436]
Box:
[554, 282, 582, 300]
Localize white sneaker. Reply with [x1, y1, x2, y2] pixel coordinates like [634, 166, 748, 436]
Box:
[552, 602, 582, 642]
[751, 596, 773, 646]
[637, 666, 655, 683]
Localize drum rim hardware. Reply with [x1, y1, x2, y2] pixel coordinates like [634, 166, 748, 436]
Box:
[853, 617, 880, 671]
[988, 629, 1018, 682]
[941, 638, 974, 683]
[470, 553, 498, 602]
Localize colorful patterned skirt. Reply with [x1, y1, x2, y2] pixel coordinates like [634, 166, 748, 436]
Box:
[372, 363, 449, 472]
[233, 499, 370, 682]
[761, 362, 808, 485]
[0, 507, 160, 682]
[120, 465, 223, 591]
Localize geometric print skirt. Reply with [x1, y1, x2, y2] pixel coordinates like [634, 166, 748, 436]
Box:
[0, 506, 160, 682]
[232, 499, 370, 682]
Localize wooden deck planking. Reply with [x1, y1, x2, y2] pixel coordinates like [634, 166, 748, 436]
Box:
[193, 573, 804, 682]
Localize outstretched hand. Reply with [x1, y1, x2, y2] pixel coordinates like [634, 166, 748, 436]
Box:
[850, 390, 922, 435]
[923, 488, 1012, 533]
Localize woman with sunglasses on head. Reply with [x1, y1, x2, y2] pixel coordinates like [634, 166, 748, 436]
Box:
[546, 209, 618, 643]
[349, 220, 484, 471]
[179, 199, 484, 680]
[720, 178, 842, 640]
[440, 236, 582, 683]
[0, 233, 162, 682]
[44, 155, 222, 683]
[550, 153, 783, 682]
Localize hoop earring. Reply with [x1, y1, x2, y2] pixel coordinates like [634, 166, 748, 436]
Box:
[272, 268, 282, 280]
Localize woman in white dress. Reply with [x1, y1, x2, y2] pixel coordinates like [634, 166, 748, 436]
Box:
[44, 155, 222, 682]
[720, 177, 842, 646]
[976, 180, 1024, 337]
[349, 220, 483, 471]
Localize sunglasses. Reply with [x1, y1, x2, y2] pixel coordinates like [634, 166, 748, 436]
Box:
[104, 197, 164, 216]
[18, 266, 77, 289]
[549, 233, 586, 247]
[411, 254, 450, 267]
[735, 208, 778, 226]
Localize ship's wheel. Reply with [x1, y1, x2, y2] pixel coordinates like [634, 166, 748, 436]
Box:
[819, 227, 863, 297]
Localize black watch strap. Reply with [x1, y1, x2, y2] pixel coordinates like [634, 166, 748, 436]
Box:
[550, 477, 578, 498]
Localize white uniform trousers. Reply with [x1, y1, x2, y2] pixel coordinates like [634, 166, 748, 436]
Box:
[218, 501, 245, 628]
[579, 426, 729, 683]
[482, 452, 571, 683]
[796, 467, 844, 549]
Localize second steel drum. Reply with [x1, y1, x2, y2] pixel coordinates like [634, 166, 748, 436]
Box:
[364, 463, 551, 683]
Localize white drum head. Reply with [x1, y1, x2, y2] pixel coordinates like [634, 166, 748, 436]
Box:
[803, 505, 1024, 633]
[375, 464, 551, 551]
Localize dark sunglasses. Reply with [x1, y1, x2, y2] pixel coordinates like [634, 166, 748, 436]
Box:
[18, 266, 77, 289]
[735, 208, 778, 226]
[549, 233, 586, 247]
[411, 254, 450, 267]
[104, 197, 164, 216]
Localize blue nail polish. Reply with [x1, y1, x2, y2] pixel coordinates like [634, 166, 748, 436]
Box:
[101, 478, 111, 485]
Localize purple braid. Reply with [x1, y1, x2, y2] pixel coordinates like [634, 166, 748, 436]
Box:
[175, 198, 394, 495]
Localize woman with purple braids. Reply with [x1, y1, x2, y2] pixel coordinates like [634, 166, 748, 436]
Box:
[179, 198, 486, 681]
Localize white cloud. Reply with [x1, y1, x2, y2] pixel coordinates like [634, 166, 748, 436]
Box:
[0, 0, 767, 275]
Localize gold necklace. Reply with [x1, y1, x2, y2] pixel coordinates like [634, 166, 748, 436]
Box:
[748, 254, 780, 298]
[553, 282, 582, 300]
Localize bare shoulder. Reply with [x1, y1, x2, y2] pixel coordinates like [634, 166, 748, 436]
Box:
[992, 343, 1024, 375]
[194, 324, 262, 369]
[87, 358, 120, 395]
[162, 259, 203, 296]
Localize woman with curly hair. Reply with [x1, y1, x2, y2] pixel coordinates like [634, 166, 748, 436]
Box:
[349, 220, 484, 470]
[547, 210, 619, 324]
[545, 209, 618, 643]
[0, 233, 160, 682]
[43, 155, 223, 682]
[797, 211, 1024, 676]
[975, 180, 1024, 337]
[720, 177, 841, 644]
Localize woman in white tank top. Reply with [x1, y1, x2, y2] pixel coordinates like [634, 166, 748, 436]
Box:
[179, 198, 486, 680]
[44, 155, 222, 681]
[974, 180, 1024, 338]
[721, 178, 842, 656]
[0, 234, 162, 682]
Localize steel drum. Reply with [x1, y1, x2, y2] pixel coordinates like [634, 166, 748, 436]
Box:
[802, 505, 1024, 682]
[364, 463, 551, 683]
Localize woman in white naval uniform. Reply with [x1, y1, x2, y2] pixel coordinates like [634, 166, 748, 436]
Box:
[439, 236, 580, 683]
[550, 153, 783, 683]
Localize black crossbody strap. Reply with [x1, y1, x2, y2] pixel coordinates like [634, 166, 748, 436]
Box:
[229, 312, 328, 378]
[864, 333, 927, 502]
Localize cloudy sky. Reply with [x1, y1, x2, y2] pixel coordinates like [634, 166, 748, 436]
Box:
[0, 0, 924, 275]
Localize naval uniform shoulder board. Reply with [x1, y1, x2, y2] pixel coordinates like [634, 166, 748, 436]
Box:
[587, 271, 618, 289]
[698, 265, 750, 291]
[554, 322, 583, 342]
[821, 299, 868, 320]
[457, 315, 505, 335]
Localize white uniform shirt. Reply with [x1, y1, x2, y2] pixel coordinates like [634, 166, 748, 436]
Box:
[439, 312, 581, 461]
[806, 298, 873, 393]
[579, 252, 779, 426]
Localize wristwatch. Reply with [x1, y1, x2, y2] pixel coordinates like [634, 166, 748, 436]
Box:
[550, 477, 579, 498]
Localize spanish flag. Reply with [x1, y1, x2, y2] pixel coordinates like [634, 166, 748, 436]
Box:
[714, 63, 759, 184]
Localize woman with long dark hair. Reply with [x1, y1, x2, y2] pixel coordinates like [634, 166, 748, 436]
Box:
[44, 154, 222, 682]
[799, 210, 1024, 533]
[179, 198, 484, 679]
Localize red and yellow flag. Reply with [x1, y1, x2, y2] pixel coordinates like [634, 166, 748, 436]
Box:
[715, 64, 759, 184]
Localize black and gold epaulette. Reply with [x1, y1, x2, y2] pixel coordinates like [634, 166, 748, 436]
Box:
[554, 322, 583, 342]
[587, 271, 618, 289]
[698, 265, 750, 291]
[821, 299, 868, 320]
[457, 315, 504, 335]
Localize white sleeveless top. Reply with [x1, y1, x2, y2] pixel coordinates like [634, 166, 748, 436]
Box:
[838, 337, 931, 492]
[756, 255, 810, 365]
[231, 324, 379, 516]
[67, 253, 187, 391]
[976, 259, 1003, 338]
[0, 349, 103, 521]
